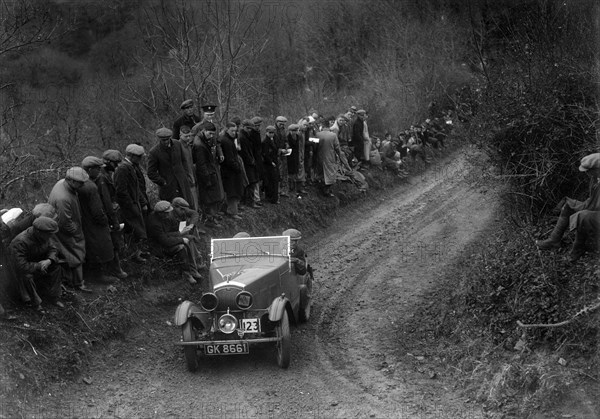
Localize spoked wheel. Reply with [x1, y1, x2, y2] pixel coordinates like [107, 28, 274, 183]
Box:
[182, 321, 198, 372]
[275, 310, 291, 369]
[299, 272, 313, 323]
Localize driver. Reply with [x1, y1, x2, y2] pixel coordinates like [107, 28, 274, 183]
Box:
[282, 228, 306, 275]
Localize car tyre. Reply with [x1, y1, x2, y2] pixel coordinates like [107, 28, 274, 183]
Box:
[275, 310, 291, 369]
[182, 321, 198, 372]
[299, 272, 313, 323]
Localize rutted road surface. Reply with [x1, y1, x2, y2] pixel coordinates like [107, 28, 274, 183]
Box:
[26, 149, 496, 418]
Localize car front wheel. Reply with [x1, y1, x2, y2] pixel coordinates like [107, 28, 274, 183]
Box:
[182, 321, 198, 372]
[275, 310, 291, 369]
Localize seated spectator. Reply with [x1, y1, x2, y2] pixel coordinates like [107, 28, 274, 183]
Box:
[380, 134, 406, 176]
[171, 197, 206, 239]
[369, 135, 383, 169]
[146, 201, 203, 285]
[536, 153, 600, 262]
[9, 217, 65, 312]
[282, 228, 307, 275]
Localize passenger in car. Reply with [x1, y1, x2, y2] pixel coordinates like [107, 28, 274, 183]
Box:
[282, 228, 306, 275]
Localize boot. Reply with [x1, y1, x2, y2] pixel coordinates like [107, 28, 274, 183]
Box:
[569, 233, 586, 263]
[536, 217, 569, 250]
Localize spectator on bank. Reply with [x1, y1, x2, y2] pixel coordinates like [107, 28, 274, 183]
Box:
[114, 144, 148, 263]
[536, 153, 600, 262]
[173, 99, 201, 140]
[317, 129, 342, 198]
[274, 116, 289, 197]
[98, 150, 128, 279]
[178, 125, 200, 210]
[148, 127, 193, 205]
[330, 114, 351, 170]
[218, 122, 245, 219]
[48, 167, 90, 292]
[193, 122, 225, 228]
[238, 119, 260, 208]
[351, 109, 368, 165]
[79, 156, 118, 283]
[287, 123, 307, 195]
[250, 116, 265, 204]
[0, 203, 57, 309]
[146, 201, 203, 285]
[10, 217, 65, 311]
[262, 125, 280, 204]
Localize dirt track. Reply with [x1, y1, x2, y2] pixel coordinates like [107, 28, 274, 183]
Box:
[22, 149, 497, 418]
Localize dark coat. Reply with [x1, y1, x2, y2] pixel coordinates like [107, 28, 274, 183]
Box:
[287, 132, 303, 175]
[48, 179, 86, 267]
[193, 133, 225, 205]
[218, 132, 244, 199]
[10, 227, 59, 275]
[146, 212, 184, 256]
[95, 172, 119, 229]
[114, 159, 147, 239]
[147, 140, 193, 204]
[250, 129, 264, 179]
[262, 135, 280, 180]
[78, 180, 114, 264]
[172, 113, 200, 140]
[238, 128, 258, 184]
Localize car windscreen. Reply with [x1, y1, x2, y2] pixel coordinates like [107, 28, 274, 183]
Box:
[211, 236, 290, 262]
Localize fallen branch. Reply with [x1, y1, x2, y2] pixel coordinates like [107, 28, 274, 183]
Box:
[517, 298, 600, 328]
[75, 311, 93, 332]
[19, 336, 47, 359]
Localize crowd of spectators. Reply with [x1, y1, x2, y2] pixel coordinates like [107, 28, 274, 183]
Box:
[0, 100, 455, 315]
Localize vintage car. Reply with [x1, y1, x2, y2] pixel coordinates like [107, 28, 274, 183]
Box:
[174, 235, 313, 371]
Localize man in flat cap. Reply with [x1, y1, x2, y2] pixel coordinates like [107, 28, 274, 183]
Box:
[193, 122, 225, 228]
[48, 167, 90, 291]
[79, 157, 121, 283]
[261, 125, 280, 204]
[250, 116, 265, 205]
[148, 127, 193, 207]
[218, 121, 245, 218]
[178, 125, 200, 210]
[536, 153, 600, 262]
[100, 150, 128, 278]
[274, 116, 290, 197]
[173, 99, 200, 140]
[10, 216, 66, 311]
[238, 119, 260, 208]
[114, 144, 149, 263]
[146, 200, 203, 284]
[351, 109, 371, 166]
[286, 123, 307, 195]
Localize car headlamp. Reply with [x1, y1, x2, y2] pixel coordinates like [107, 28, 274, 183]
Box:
[200, 293, 218, 311]
[235, 291, 253, 310]
[218, 313, 237, 334]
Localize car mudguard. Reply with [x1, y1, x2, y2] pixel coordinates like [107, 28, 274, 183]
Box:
[174, 300, 199, 326]
[268, 295, 290, 322]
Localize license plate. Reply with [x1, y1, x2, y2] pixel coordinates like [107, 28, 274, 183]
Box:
[204, 343, 249, 355]
[240, 318, 260, 333]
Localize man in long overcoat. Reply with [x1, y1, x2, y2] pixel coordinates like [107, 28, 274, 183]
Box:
[262, 125, 280, 204]
[238, 120, 260, 208]
[48, 167, 89, 291]
[250, 116, 265, 204]
[193, 122, 225, 227]
[317, 130, 342, 197]
[114, 144, 148, 263]
[80, 156, 119, 283]
[148, 127, 193, 204]
[218, 122, 244, 218]
[286, 124, 307, 194]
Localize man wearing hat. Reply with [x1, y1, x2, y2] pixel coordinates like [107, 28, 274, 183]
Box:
[330, 114, 352, 171]
[146, 200, 203, 285]
[536, 153, 600, 262]
[282, 228, 307, 275]
[238, 119, 260, 208]
[148, 127, 194, 207]
[351, 109, 370, 166]
[48, 167, 90, 291]
[261, 125, 280, 204]
[114, 144, 149, 263]
[193, 122, 225, 227]
[317, 129, 343, 198]
[286, 123, 307, 195]
[218, 122, 245, 218]
[250, 116, 265, 205]
[171, 197, 206, 238]
[99, 150, 128, 278]
[274, 116, 290, 196]
[173, 99, 200, 140]
[80, 157, 121, 283]
[178, 125, 200, 210]
[200, 104, 218, 125]
[10, 217, 66, 310]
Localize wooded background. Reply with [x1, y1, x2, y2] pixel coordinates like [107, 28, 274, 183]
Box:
[0, 0, 597, 213]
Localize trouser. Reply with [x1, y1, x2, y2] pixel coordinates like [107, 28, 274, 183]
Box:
[226, 197, 239, 216]
[21, 263, 63, 304]
[264, 168, 280, 203]
[253, 182, 261, 203]
[279, 158, 289, 194]
[189, 183, 200, 210]
[63, 264, 83, 288]
[159, 241, 198, 273]
[363, 138, 372, 162]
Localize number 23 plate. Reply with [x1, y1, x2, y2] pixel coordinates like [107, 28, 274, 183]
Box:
[240, 318, 260, 333]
